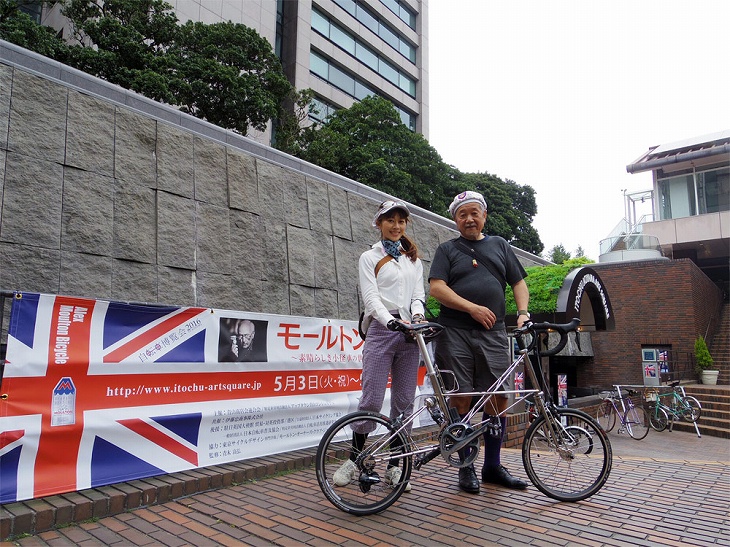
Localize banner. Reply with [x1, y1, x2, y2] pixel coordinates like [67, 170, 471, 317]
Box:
[0, 292, 427, 503]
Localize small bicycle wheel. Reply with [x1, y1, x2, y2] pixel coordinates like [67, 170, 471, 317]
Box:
[596, 399, 616, 432]
[522, 408, 612, 502]
[679, 396, 702, 422]
[624, 405, 650, 440]
[315, 411, 412, 516]
[648, 404, 669, 432]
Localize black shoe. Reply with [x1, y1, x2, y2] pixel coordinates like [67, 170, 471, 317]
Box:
[481, 465, 528, 490]
[458, 465, 480, 493]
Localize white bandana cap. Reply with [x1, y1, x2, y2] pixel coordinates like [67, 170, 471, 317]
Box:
[372, 200, 410, 227]
[448, 191, 487, 218]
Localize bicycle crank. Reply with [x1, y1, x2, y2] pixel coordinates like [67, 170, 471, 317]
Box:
[440, 423, 480, 468]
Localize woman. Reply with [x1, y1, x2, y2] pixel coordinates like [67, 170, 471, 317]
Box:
[333, 200, 426, 491]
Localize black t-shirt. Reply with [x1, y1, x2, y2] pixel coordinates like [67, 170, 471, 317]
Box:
[428, 236, 527, 330]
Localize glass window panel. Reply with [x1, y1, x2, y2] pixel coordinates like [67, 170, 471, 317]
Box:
[330, 64, 356, 95]
[331, 24, 356, 54]
[378, 59, 399, 85]
[336, 0, 357, 17]
[357, 4, 379, 34]
[309, 51, 329, 79]
[395, 106, 415, 131]
[381, 0, 399, 15]
[399, 73, 416, 96]
[400, 40, 416, 63]
[698, 167, 730, 214]
[355, 42, 379, 71]
[379, 23, 399, 49]
[311, 9, 329, 37]
[400, 5, 416, 29]
[658, 174, 695, 220]
[354, 81, 375, 100]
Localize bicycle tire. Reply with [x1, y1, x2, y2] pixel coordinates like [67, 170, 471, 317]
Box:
[624, 405, 650, 440]
[596, 400, 616, 432]
[315, 411, 412, 516]
[648, 403, 669, 432]
[679, 396, 702, 422]
[522, 408, 612, 502]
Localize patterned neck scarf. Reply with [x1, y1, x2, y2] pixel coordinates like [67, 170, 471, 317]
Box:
[382, 239, 402, 259]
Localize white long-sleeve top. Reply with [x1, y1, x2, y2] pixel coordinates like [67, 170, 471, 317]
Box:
[359, 241, 426, 327]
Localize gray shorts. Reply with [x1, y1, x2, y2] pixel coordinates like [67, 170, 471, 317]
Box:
[434, 326, 510, 393]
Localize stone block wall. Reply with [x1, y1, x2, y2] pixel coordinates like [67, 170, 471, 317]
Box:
[0, 55, 462, 320]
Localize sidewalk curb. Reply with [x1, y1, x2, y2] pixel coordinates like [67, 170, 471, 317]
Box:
[0, 447, 317, 541]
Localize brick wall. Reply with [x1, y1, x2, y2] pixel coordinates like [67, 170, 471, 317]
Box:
[585, 259, 723, 389]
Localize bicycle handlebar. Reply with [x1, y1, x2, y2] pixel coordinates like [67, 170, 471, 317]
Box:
[512, 317, 581, 357]
[385, 317, 580, 357]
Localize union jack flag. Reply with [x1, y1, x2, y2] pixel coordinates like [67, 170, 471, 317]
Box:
[0, 293, 211, 502]
[514, 372, 525, 392]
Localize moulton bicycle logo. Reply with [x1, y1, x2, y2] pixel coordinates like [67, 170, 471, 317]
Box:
[573, 272, 610, 319]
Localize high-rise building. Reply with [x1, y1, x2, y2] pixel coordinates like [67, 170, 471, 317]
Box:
[43, 0, 429, 145]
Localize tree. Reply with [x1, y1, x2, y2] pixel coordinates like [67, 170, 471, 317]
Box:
[0, 0, 293, 136]
[458, 172, 542, 254]
[0, 0, 69, 59]
[292, 96, 543, 252]
[295, 96, 457, 215]
[168, 19, 292, 134]
[273, 88, 320, 155]
[547, 244, 571, 264]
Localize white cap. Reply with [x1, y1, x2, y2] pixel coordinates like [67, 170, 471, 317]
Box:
[372, 200, 410, 227]
[448, 191, 487, 218]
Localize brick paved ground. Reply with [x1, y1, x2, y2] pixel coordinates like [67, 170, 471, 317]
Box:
[2, 438, 729, 547]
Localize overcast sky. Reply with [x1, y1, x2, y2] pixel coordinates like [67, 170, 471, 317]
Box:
[427, 0, 729, 259]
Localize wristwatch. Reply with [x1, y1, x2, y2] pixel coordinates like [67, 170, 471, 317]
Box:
[518, 310, 530, 319]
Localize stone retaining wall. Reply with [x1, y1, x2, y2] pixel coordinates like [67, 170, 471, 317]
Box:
[0, 44, 463, 318]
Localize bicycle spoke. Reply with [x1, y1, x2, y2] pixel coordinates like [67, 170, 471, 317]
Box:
[625, 406, 650, 440]
[523, 409, 612, 502]
[316, 412, 411, 515]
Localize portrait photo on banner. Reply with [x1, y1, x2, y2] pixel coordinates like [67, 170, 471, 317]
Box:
[218, 317, 269, 363]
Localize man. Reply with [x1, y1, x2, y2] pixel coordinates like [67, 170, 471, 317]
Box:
[429, 191, 530, 494]
[221, 319, 258, 362]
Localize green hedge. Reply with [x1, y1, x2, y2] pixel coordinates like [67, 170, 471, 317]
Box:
[426, 257, 594, 318]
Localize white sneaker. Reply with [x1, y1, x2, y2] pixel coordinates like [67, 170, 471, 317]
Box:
[333, 459, 357, 486]
[385, 466, 411, 492]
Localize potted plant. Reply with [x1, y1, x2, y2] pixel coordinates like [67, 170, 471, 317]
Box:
[694, 336, 718, 385]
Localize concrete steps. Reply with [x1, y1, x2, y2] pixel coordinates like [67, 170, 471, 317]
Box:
[708, 303, 730, 385]
[668, 384, 730, 439]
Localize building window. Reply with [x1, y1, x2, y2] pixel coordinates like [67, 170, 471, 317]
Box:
[332, 0, 417, 63]
[18, 1, 42, 24]
[310, 97, 338, 123]
[380, 0, 416, 30]
[658, 166, 729, 220]
[311, 8, 416, 97]
[309, 50, 416, 131]
[698, 167, 730, 214]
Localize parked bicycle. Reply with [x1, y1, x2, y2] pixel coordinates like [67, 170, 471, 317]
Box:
[315, 318, 613, 515]
[596, 388, 650, 440]
[647, 381, 702, 432]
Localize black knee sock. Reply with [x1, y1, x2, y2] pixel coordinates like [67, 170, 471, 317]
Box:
[482, 414, 506, 469]
[350, 432, 367, 461]
[388, 434, 403, 469]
